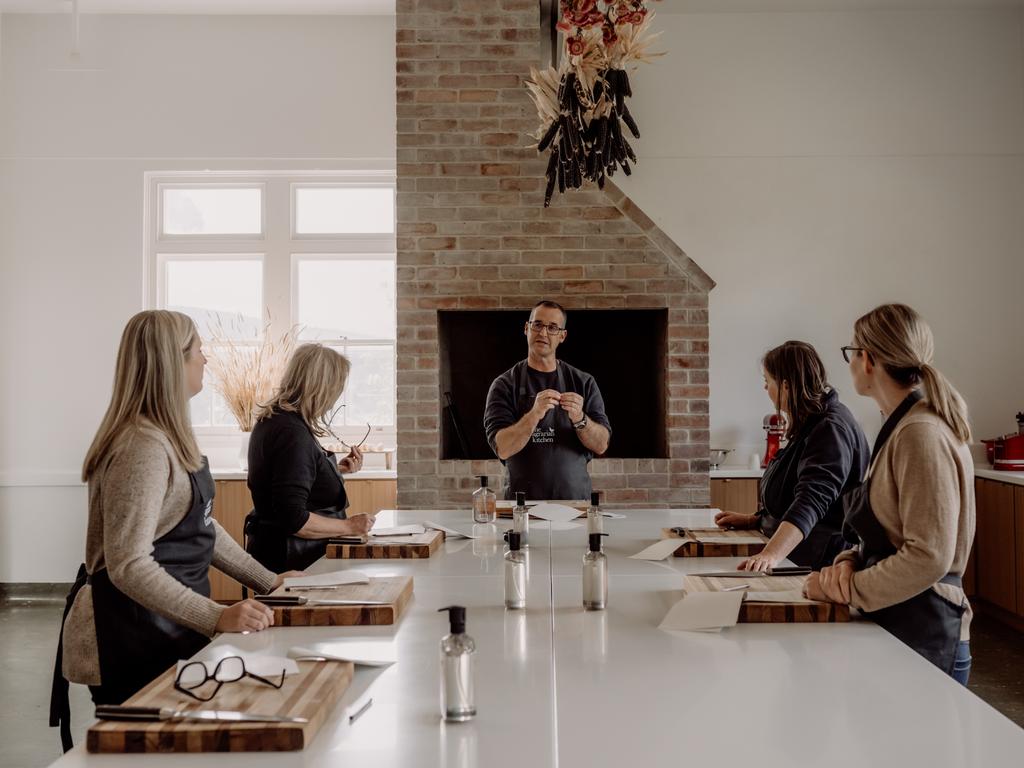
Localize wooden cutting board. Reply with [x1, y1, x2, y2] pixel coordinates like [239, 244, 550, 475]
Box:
[684, 574, 849, 623]
[496, 500, 588, 519]
[326, 529, 443, 559]
[660, 527, 768, 557]
[87, 658, 353, 753]
[271, 575, 413, 627]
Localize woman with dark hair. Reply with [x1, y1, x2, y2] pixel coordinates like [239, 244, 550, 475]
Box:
[715, 340, 869, 571]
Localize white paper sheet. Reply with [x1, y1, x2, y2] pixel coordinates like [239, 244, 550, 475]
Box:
[629, 538, 684, 560]
[531, 520, 583, 531]
[526, 503, 583, 523]
[423, 520, 478, 539]
[370, 524, 425, 537]
[176, 644, 299, 685]
[659, 592, 744, 632]
[288, 643, 397, 668]
[282, 570, 370, 589]
[744, 589, 818, 604]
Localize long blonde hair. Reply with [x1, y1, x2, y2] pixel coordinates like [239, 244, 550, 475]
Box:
[853, 303, 971, 443]
[83, 310, 203, 480]
[257, 344, 350, 437]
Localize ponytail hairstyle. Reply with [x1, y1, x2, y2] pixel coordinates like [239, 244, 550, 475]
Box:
[853, 303, 971, 443]
[83, 310, 203, 481]
[256, 343, 351, 437]
[762, 340, 831, 440]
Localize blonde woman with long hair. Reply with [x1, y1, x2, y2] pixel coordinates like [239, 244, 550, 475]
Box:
[50, 311, 297, 750]
[805, 304, 976, 684]
[244, 344, 373, 572]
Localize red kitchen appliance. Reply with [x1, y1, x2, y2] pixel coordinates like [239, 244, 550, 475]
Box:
[982, 412, 1024, 471]
[762, 412, 788, 468]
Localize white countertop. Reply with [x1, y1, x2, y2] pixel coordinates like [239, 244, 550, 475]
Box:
[710, 467, 764, 479]
[975, 467, 1024, 487]
[210, 468, 397, 481]
[47, 510, 1024, 767]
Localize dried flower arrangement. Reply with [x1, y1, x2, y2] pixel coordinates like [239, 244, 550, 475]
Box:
[526, 0, 664, 206]
[204, 317, 297, 432]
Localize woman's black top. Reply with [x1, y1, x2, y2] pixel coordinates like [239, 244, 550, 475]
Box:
[758, 389, 869, 569]
[245, 409, 348, 572]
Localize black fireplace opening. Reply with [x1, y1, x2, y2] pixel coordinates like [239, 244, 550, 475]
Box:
[438, 309, 669, 460]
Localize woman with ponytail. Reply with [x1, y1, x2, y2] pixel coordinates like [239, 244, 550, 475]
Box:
[805, 304, 976, 683]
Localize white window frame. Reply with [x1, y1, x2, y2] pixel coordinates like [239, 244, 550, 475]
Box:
[144, 170, 397, 441]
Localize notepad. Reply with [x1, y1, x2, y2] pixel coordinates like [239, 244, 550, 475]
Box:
[659, 592, 744, 633]
[370, 524, 425, 537]
[527, 503, 582, 523]
[423, 521, 477, 539]
[629, 539, 684, 560]
[281, 570, 370, 589]
[288, 643, 397, 668]
[744, 589, 818, 604]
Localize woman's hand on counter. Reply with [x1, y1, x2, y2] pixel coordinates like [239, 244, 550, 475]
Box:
[270, 570, 306, 591]
[216, 599, 275, 633]
[714, 510, 758, 530]
[738, 551, 781, 573]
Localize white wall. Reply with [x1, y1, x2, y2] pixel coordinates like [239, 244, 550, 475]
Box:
[0, 13, 395, 581]
[618, 8, 1024, 461]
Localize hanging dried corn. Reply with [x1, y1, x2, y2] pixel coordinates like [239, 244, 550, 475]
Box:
[526, 1, 664, 207]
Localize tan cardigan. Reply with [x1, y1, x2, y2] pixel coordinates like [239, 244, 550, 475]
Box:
[62, 423, 277, 685]
[835, 401, 975, 640]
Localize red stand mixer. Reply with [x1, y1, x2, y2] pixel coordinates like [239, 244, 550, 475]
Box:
[762, 412, 788, 468]
[982, 412, 1024, 471]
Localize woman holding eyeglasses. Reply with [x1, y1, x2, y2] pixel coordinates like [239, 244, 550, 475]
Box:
[50, 311, 291, 750]
[714, 341, 869, 571]
[805, 305, 975, 683]
[245, 343, 373, 573]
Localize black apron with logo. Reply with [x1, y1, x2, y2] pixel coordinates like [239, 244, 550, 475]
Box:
[50, 459, 217, 750]
[245, 445, 348, 573]
[502, 360, 591, 501]
[842, 391, 965, 675]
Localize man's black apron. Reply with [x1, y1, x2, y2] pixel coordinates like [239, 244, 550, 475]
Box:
[842, 390, 965, 675]
[49, 459, 217, 751]
[502, 360, 591, 501]
[245, 445, 348, 572]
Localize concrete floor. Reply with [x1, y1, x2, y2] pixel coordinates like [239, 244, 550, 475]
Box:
[2, 595, 1022, 768]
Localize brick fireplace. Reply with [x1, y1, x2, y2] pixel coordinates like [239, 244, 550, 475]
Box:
[395, 0, 714, 508]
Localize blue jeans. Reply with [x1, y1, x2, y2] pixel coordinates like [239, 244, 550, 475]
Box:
[951, 640, 971, 686]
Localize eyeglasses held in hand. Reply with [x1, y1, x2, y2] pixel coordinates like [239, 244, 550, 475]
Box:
[840, 346, 865, 363]
[527, 320, 565, 335]
[324, 404, 371, 451]
[174, 655, 285, 702]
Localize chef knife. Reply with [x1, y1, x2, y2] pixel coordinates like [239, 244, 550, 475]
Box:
[255, 595, 392, 606]
[95, 705, 308, 724]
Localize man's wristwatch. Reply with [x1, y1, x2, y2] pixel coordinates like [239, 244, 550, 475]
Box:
[572, 414, 588, 430]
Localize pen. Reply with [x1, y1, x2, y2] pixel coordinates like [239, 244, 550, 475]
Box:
[722, 583, 750, 592]
[285, 585, 338, 592]
[348, 697, 373, 723]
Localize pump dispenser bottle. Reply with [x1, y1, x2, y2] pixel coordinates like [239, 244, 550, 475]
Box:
[586, 491, 603, 535]
[582, 533, 609, 610]
[504, 532, 526, 609]
[512, 491, 529, 547]
[472, 476, 496, 523]
[438, 606, 476, 721]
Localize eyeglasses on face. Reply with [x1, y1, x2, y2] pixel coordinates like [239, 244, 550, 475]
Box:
[174, 655, 285, 702]
[841, 346, 865, 363]
[527, 320, 565, 335]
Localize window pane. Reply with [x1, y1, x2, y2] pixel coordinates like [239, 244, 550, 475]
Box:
[297, 259, 395, 341]
[162, 187, 262, 235]
[295, 187, 395, 234]
[336, 345, 395, 427]
[165, 259, 263, 340]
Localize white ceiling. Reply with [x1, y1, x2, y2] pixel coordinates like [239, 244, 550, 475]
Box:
[1, 0, 1023, 13]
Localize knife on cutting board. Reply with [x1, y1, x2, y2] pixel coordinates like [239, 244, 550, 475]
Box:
[95, 706, 308, 724]
[255, 594, 393, 606]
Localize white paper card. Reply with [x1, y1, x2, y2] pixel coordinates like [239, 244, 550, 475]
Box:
[288, 643, 397, 668]
[177, 644, 299, 685]
[629, 538, 684, 560]
[423, 520, 478, 539]
[282, 570, 370, 589]
[659, 592, 744, 632]
[371, 524, 425, 537]
[527, 503, 582, 523]
[744, 589, 818, 604]
[531, 520, 583, 531]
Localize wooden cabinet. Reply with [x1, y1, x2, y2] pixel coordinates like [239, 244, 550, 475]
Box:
[974, 478, 1018, 614]
[208, 477, 398, 602]
[710, 478, 759, 516]
[1017, 486, 1024, 616]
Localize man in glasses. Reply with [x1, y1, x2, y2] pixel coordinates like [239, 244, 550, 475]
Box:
[483, 300, 611, 500]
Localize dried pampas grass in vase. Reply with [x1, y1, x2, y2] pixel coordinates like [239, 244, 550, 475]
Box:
[204, 316, 298, 469]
